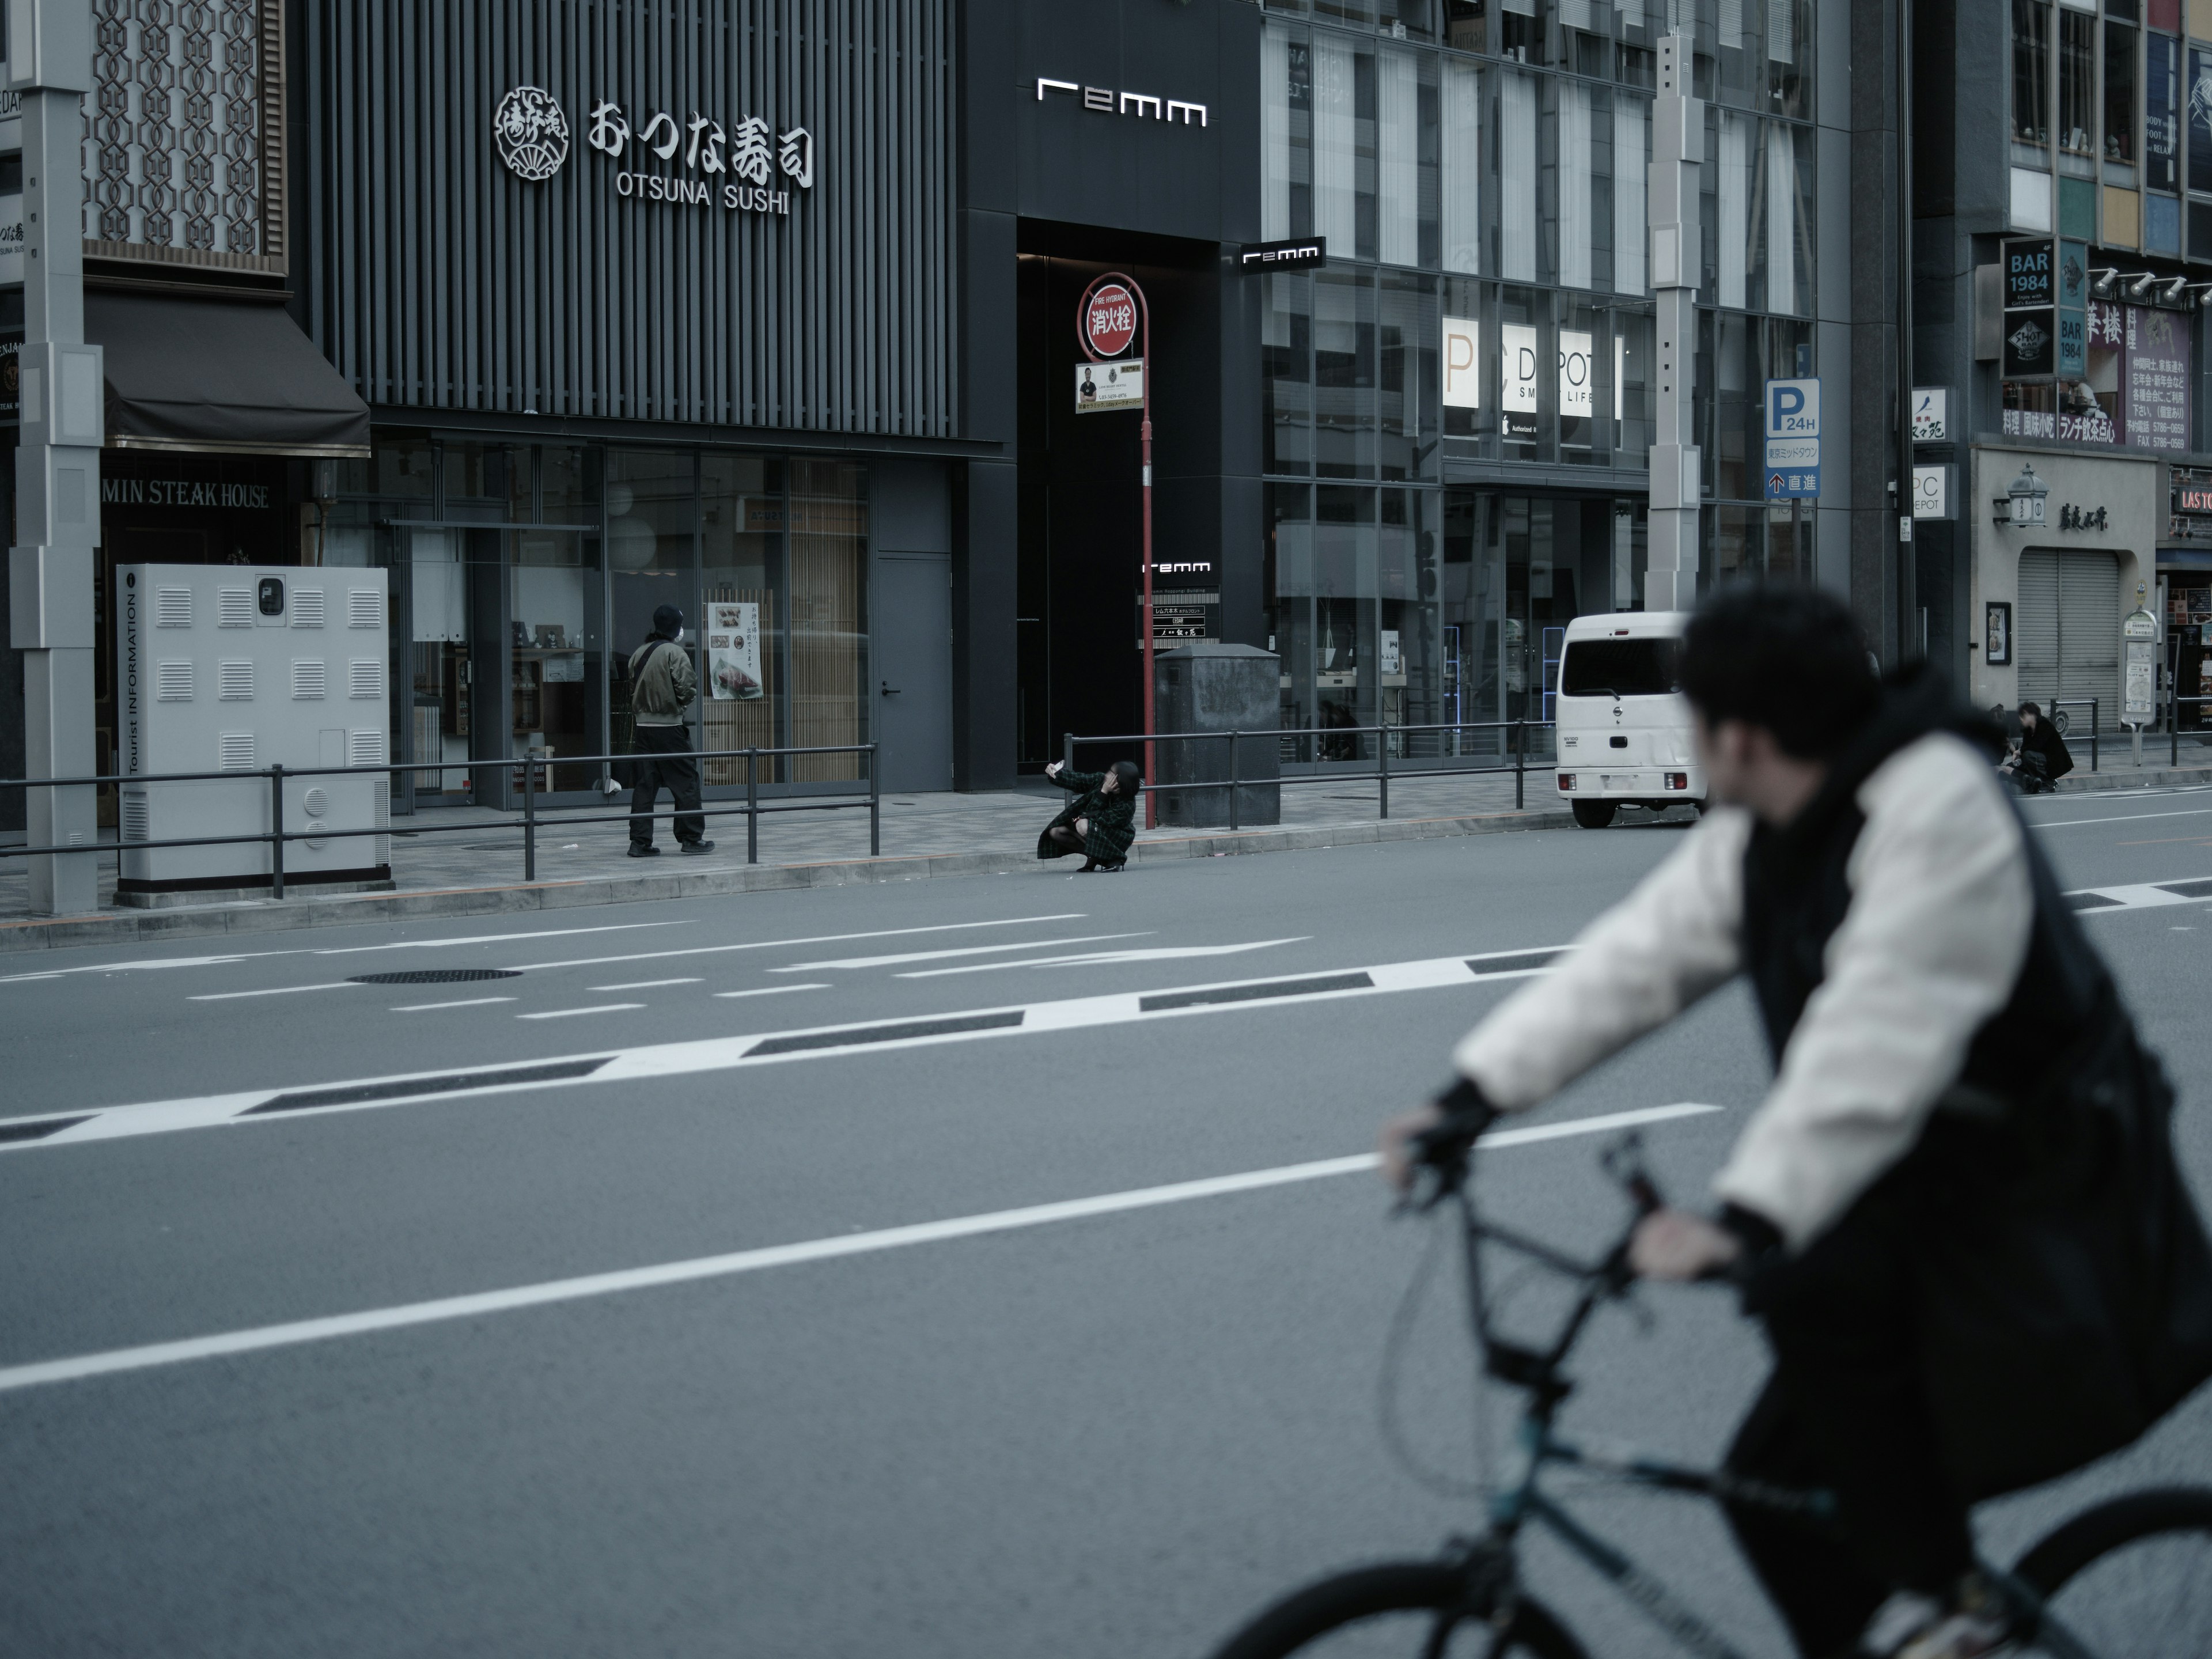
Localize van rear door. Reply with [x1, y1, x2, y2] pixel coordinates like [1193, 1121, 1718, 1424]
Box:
[1558, 634, 1688, 772]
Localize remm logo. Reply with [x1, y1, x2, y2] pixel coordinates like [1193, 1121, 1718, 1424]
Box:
[1035, 78, 1208, 126]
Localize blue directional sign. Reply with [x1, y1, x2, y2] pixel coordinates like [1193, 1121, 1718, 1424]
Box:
[1763, 378, 1820, 498]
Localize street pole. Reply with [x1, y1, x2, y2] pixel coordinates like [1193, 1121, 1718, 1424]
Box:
[1078, 270, 1158, 829]
[1896, 0, 1917, 662]
[7, 0, 101, 915]
[1646, 31, 1703, 612]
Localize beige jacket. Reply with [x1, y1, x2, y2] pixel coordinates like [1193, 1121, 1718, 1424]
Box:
[1450, 733, 2033, 1249]
[628, 638, 696, 726]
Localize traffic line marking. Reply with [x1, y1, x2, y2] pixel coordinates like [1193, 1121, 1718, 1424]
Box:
[713, 983, 830, 999]
[519, 914, 1088, 973]
[771, 932, 1149, 972]
[0, 922, 694, 985]
[516, 1004, 645, 1021]
[391, 997, 518, 1012]
[897, 938, 1309, 979]
[0, 1102, 1721, 1395]
[2064, 878, 2212, 912]
[188, 983, 358, 1002]
[0, 945, 1570, 1155]
[587, 979, 703, 991]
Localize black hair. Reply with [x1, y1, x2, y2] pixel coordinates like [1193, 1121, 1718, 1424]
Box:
[1679, 584, 1881, 760]
[652, 603, 684, 638]
[2018, 700, 2042, 718]
[1111, 759, 1142, 794]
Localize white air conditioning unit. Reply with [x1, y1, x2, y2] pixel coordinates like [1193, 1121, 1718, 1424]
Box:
[115, 564, 392, 895]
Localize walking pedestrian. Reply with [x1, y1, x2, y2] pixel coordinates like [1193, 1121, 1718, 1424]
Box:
[1037, 759, 1139, 872]
[627, 604, 715, 857]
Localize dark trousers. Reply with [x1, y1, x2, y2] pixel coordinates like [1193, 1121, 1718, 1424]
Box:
[630, 724, 704, 846]
[1722, 1174, 1974, 1658]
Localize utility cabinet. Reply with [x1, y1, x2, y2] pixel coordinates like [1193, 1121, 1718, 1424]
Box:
[1152, 642, 1281, 828]
[115, 564, 392, 896]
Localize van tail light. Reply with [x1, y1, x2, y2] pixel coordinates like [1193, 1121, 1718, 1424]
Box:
[1558, 774, 1576, 791]
[1665, 772, 1688, 790]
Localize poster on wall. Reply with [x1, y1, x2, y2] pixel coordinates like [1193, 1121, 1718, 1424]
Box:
[2124, 306, 2191, 450]
[1501, 323, 1540, 439]
[707, 601, 765, 700]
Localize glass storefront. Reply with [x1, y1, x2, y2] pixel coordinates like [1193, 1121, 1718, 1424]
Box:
[320, 436, 870, 809]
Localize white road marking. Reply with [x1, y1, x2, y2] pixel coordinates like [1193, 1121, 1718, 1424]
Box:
[772, 933, 1149, 972]
[712, 983, 830, 999]
[897, 938, 1310, 978]
[2066, 881, 2212, 912]
[391, 997, 518, 1012]
[188, 982, 359, 1002]
[2032, 807, 2212, 830]
[588, 978, 703, 991]
[9, 947, 1570, 1154]
[0, 922, 694, 985]
[516, 1004, 646, 1021]
[518, 914, 1088, 972]
[0, 1102, 1721, 1395]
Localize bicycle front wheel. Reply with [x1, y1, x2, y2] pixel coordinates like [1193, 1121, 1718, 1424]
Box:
[1210, 1561, 1588, 1659]
[2011, 1487, 2212, 1656]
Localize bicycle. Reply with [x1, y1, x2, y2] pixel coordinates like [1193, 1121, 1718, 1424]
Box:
[1209, 1123, 2212, 1658]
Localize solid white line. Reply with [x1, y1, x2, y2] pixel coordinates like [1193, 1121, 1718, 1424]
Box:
[772, 932, 1148, 972]
[516, 1003, 645, 1020]
[711, 983, 830, 999]
[0, 1103, 1723, 1395]
[0, 922, 696, 986]
[2031, 807, 2212, 830]
[391, 997, 518, 1012]
[897, 938, 1309, 979]
[588, 978, 703, 991]
[188, 982, 358, 1002]
[520, 914, 1089, 973]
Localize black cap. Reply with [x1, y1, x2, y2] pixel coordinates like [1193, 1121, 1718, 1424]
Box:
[653, 604, 684, 637]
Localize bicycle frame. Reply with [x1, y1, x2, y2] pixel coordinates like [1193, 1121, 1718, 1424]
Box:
[1436, 1150, 2104, 1659]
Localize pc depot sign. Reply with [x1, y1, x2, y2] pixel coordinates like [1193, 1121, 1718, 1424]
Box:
[493, 84, 815, 215]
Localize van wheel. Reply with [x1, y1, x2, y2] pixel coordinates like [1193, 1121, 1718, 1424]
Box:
[1571, 801, 1616, 829]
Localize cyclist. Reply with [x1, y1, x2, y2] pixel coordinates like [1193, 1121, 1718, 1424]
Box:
[1383, 585, 2212, 1659]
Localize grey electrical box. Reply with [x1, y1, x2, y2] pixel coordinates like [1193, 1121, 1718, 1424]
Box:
[115, 564, 392, 896]
[1151, 642, 1281, 828]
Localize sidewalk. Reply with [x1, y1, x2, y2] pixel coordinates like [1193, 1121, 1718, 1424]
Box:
[0, 766, 1575, 952]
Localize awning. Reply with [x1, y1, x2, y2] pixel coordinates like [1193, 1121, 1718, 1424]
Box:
[85, 290, 372, 459]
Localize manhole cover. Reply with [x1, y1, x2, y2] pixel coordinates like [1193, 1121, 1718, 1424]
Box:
[347, 968, 524, 985]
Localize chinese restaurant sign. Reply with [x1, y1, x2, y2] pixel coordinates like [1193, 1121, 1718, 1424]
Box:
[2001, 300, 2192, 452]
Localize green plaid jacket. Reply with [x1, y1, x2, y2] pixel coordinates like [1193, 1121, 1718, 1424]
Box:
[1036, 770, 1137, 864]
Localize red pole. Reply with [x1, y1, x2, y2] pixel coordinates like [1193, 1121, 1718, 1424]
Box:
[1077, 270, 1157, 828]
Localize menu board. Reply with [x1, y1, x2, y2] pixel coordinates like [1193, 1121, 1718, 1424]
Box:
[2124, 306, 2191, 451]
[706, 601, 765, 701]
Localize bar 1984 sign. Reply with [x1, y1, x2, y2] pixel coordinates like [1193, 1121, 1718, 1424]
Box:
[495, 85, 816, 215]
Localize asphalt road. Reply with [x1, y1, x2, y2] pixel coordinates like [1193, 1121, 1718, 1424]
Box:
[2, 789, 2210, 1657]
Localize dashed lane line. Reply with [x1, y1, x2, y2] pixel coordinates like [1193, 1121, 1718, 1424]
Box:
[713, 983, 830, 999]
[0, 945, 1569, 1154]
[0, 922, 695, 984]
[392, 997, 518, 1012]
[897, 939, 1310, 978]
[0, 1101, 1720, 1396]
[587, 979, 704, 991]
[516, 1004, 646, 1021]
[769, 932, 1151, 972]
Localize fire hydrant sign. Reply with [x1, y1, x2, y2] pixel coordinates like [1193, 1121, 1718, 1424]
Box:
[1084, 282, 1139, 358]
[1076, 358, 1143, 411]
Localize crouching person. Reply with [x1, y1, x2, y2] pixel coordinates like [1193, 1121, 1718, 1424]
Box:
[1038, 759, 1139, 873]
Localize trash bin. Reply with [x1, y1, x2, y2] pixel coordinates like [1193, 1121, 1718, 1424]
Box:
[1152, 642, 1281, 828]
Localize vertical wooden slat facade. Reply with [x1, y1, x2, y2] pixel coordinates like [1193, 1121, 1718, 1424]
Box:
[305, 0, 958, 439]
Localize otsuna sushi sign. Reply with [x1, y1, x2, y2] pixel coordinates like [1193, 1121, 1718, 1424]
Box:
[493, 85, 816, 215]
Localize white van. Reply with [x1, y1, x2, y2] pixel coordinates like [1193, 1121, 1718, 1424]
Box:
[1552, 611, 1706, 827]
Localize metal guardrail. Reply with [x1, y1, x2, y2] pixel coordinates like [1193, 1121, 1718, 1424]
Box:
[1065, 718, 1561, 828]
[0, 743, 880, 897]
[2049, 698, 2100, 772]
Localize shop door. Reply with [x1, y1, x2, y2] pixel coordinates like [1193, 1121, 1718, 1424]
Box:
[396, 527, 483, 810]
[874, 553, 953, 792]
[2017, 549, 2120, 730]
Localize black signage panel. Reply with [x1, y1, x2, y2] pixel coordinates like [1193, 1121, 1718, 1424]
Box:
[1238, 237, 1327, 272]
[2005, 239, 2055, 308]
[2002, 306, 2056, 378]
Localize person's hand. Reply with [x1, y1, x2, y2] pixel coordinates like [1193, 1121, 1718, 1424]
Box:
[1628, 1208, 1741, 1281]
[1045, 761, 1062, 779]
[1379, 1103, 1444, 1193]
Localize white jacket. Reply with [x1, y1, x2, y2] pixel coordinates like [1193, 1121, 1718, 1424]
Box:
[1452, 733, 2033, 1249]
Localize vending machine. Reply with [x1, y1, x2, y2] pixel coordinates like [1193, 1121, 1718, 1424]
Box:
[114, 565, 392, 894]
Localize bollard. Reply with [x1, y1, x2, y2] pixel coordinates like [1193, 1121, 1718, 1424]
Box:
[523, 752, 537, 882]
[869, 743, 881, 857]
[1228, 729, 1241, 833]
[747, 748, 760, 863]
[270, 762, 285, 900]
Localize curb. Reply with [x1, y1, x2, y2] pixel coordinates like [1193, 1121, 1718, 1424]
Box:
[0, 806, 1579, 955]
[2052, 764, 2212, 793]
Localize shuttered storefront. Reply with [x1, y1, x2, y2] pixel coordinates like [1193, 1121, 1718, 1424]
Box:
[2016, 548, 2120, 727]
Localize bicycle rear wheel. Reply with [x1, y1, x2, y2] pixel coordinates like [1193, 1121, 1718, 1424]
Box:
[1210, 1561, 1588, 1659]
[2010, 1487, 2212, 1656]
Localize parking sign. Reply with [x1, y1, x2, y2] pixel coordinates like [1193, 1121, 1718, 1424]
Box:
[1765, 378, 1820, 439]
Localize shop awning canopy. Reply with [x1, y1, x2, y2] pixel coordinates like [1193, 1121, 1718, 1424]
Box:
[86, 290, 372, 459]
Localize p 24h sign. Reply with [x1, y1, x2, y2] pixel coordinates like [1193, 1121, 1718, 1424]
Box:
[1084, 283, 1139, 358]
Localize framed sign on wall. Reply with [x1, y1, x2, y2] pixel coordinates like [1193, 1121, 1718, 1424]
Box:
[1985, 601, 2013, 666]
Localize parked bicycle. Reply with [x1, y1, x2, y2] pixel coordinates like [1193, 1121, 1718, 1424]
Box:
[1209, 1125, 2212, 1658]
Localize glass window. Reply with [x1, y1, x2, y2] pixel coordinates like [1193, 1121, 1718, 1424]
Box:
[1263, 24, 1311, 242]
[509, 528, 603, 793]
[2014, 0, 2051, 149]
[1559, 635, 1680, 696]
[1558, 294, 1602, 459]
[1500, 0, 1543, 63]
[1317, 0, 1375, 26]
[539, 445, 598, 525]
[2059, 9, 2095, 157]
[786, 460, 869, 782]
[1440, 274, 1495, 446]
[1312, 34, 1369, 257]
[1764, 120, 1805, 315]
[1613, 96, 1648, 294]
[607, 449, 698, 761]
[1441, 56, 1482, 275]
[1378, 271, 1437, 480]
[1768, 0, 1811, 119]
[1315, 268, 1378, 478]
[443, 441, 510, 514]
[1263, 272, 1315, 476]
[342, 435, 432, 500]
[699, 454, 784, 785]
[1555, 79, 1601, 290]
[1381, 0, 1436, 38]
[2107, 22, 2139, 165]
[1498, 69, 1540, 282]
[2148, 32, 2180, 194]
[1713, 111, 1755, 309]
[1443, 0, 1486, 52]
[2191, 46, 2212, 192]
[1709, 312, 1755, 499]
[1375, 46, 1433, 267]
[1499, 285, 1550, 458]
[1612, 308, 1653, 464]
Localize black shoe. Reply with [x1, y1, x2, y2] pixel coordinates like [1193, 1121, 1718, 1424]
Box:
[1100, 861, 1126, 872]
[628, 844, 661, 858]
[1077, 859, 1099, 873]
[679, 840, 717, 855]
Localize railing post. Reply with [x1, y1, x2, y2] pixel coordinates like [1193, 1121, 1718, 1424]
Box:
[1228, 729, 1241, 832]
[1514, 719, 1525, 810]
[747, 748, 760, 864]
[1063, 731, 1075, 775]
[2092, 700, 2100, 772]
[1378, 721, 1390, 820]
[522, 751, 537, 882]
[269, 762, 285, 900]
[869, 743, 881, 857]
